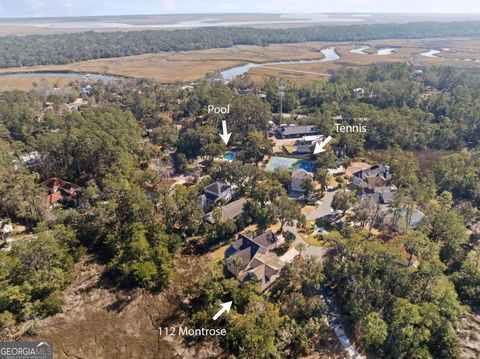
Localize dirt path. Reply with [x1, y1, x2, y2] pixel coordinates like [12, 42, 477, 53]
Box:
[19, 254, 222, 359]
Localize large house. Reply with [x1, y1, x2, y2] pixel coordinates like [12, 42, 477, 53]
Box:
[274, 125, 320, 139]
[204, 198, 247, 225]
[198, 181, 232, 210]
[41, 177, 81, 207]
[354, 165, 425, 229]
[352, 164, 392, 189]
[225, 231, 284, 292]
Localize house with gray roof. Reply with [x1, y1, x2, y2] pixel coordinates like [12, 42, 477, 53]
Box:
[275, 125, 320, 139]
[372, 185, 397, 205]
[352, 164, 392, 189]
[204, 198, 247, 225]
[225, 231, 284, 292]
[198, 181, 232, 210]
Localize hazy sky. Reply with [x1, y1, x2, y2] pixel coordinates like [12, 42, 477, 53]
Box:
[0, 0, 479, 18]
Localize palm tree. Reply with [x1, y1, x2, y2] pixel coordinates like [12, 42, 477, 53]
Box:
[295, 242, 307, 257]
[232, 256, 243, 275]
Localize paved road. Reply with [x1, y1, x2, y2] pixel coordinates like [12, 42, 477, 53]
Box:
[306, 188, 336, 220]
[289, 189, 364, 358]
[284, 221, 328, 261]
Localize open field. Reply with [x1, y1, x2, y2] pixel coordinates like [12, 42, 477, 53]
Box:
[244, 38, 480, 83]
[167, 42, 333, 63]
[0, 38, 479, 90]
[0, 57, 243, 84]
[0, 76, 73, 91]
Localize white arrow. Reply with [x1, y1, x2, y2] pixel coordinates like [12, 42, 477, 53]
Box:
[313, 136, 333, 154]
[212, 301, 232, 321]
[219, 120, 231, 145]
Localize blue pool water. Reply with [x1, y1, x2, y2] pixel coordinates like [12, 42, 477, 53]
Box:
[223, 151, 236, 161]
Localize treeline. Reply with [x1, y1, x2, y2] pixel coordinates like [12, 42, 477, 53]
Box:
[0, 96, 179, 329]
[325, 227, 462, 358]
[2, 21, 480, 67]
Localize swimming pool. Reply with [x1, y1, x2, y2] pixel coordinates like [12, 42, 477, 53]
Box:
[265, 156, 315, 173]
[223, 151, 236, 161]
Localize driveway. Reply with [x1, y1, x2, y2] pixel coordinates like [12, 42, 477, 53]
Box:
[306, 188, 336, 220]
[284, 221, 328, 261]
[323, 286, 365, 359]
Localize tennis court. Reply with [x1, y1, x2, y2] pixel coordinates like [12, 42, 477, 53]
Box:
[265, 156, 315, 173]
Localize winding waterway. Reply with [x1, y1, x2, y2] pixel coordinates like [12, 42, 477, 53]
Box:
[420, 49, 441, 58]
[376, 48, 395, 55]
[0, 46, 461, 85]
[350, 46, 370, 54]
[220, 46, 340, 81]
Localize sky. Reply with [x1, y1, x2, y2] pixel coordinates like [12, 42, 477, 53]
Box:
[0, 0, 479, 18]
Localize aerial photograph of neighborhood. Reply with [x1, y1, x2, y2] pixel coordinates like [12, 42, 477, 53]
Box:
[0, 1, 480, 358]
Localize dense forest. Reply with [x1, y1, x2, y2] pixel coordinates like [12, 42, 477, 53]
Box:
[0, 62, 479, 357]
[1, 20, 480, 67]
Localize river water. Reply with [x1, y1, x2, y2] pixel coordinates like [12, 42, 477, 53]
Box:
[0, 46, 449, 84]
[350, 46, 370, 54]
[350, 46, 396, 55]
[220, 47, 339, 81]
[376, 48, 395, 55]
[420, 49, 441, 58]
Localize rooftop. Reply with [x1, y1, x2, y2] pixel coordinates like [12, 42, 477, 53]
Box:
[225, 230, 284, 292]
[205, 198, 247, 224]
[276, 125, 319, 136]
[353, 164, 390, 180]
[204, 181, 230, 196]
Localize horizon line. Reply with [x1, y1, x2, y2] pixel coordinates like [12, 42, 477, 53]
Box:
[2, 12, 480, 20]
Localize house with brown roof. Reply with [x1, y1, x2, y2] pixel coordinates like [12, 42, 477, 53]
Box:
[225, 231, 285, 292]
[41, 177, 81, 207]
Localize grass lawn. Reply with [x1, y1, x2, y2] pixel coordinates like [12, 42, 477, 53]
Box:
[242, 223, 258, 234]
[298, 220, 323, 247]
[208, 243, 230, 262]
[299, 232, 324, 247]
[268, 221, 282, 234]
